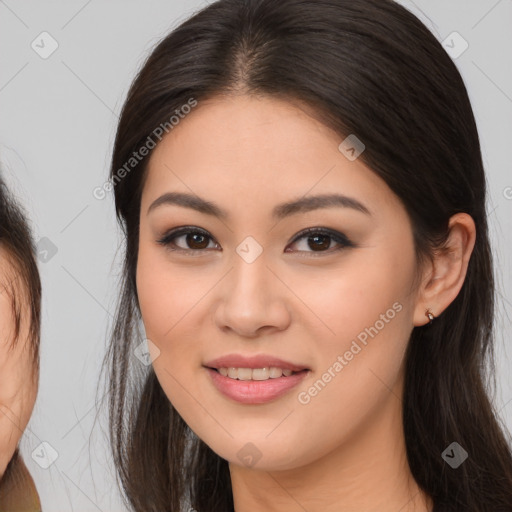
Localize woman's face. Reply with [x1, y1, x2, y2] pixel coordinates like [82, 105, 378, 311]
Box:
[0, 250, 38, 476]
[136, 94, 425, 470]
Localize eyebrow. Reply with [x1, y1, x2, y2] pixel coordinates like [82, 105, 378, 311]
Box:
[147, 191, 372, 219]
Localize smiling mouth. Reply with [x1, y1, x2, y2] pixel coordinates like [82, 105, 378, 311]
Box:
[207, 367, 308, 381]
[204, 366, 310, 404]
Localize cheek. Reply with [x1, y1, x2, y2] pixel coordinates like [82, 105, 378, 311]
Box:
[289, 249, 415, 414]
[286, 248, 414, 355]
[136, 246, 209, 407]
[286, 274, 413, 468]
[136, 245, 200, 342]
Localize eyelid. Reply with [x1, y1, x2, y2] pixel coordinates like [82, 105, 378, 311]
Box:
[288, 226, 351, 245]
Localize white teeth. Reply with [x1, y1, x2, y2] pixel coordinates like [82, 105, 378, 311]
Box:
[251, 368, 269, 380]
[269, 367, 283, 378]
[217, 367, 297, 380]
[237, 368, 253, 381]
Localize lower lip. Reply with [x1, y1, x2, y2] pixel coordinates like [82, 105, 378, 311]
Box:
[205, 367, 309, 404]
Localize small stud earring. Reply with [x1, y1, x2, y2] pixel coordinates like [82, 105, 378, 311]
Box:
[425, 308, 435, 325]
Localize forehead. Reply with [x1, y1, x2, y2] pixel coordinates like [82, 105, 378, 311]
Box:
[141, 95, 400, 220]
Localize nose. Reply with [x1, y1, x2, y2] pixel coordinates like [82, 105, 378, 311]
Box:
[213, 251, 292, 338]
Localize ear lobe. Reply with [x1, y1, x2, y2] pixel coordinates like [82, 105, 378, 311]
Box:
[413, 213, 476, 327]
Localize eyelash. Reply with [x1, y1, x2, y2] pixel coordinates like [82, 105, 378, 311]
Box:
[156, 226, 354, 256]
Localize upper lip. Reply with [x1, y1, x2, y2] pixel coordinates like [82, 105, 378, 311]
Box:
[203, 354, 309, 372]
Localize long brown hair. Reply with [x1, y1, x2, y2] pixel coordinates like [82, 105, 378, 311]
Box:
[102, 0, 512, 510]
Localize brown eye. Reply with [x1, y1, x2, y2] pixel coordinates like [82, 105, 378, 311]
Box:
[305, 233, 331, 251]
[157, 226, 353, 256]
[285, 227, 353, 255]
[185, 232, 210, 249]
[157, 227, 218, 252]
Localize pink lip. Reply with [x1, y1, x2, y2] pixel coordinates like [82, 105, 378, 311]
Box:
[203, 353, 309, 372]
[205, 367, 310, 404]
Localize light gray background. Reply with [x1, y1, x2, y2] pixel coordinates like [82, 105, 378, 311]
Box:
[1, 0, 511, 510]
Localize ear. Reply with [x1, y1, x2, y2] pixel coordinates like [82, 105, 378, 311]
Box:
[413, 213, 476, 326]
